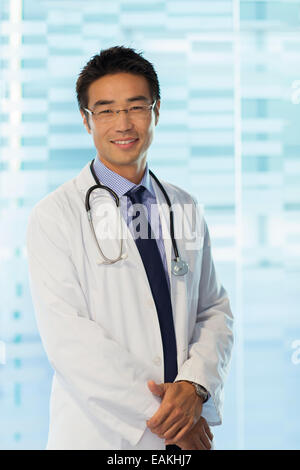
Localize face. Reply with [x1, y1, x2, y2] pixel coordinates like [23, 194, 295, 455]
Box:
[80, 72, 160, 175]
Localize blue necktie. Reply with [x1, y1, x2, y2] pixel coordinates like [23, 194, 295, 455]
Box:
[126, 186, 178, 382]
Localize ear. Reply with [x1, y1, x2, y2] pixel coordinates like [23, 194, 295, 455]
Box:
[154, 100, 160, 126]
[80, 109, 91, 134]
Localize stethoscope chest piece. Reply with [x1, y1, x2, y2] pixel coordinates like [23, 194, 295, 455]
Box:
[171, 258, 189, 276]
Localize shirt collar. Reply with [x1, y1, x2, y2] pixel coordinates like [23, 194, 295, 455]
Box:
[92, 156, 155, 198]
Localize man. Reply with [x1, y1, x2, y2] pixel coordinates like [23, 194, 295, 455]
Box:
[26, 46, 234, 450]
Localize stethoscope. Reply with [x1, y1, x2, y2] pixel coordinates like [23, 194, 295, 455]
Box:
[85, 159, 189, 276]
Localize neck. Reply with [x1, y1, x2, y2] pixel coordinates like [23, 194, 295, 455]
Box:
[98, 156, 147, 184]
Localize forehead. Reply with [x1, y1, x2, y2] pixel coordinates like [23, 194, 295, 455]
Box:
[87, 72, 151, 105]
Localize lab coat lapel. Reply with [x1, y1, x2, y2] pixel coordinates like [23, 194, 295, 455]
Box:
[151, 176, 189, 362]
[150, 177, 172, 285]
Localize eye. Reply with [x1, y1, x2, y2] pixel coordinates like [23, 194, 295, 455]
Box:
[99, 109, 114, 115]
[130, 106, 144, 111]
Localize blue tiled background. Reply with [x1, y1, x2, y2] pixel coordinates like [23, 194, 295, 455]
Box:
[1, 0, 300, 449]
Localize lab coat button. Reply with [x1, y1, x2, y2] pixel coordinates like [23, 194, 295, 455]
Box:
[153, 356, 162, 366]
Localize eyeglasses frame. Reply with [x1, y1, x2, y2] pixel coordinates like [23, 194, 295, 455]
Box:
[83, 100, 157, 122]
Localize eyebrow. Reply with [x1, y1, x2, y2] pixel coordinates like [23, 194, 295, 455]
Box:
[92, 95, 150, 107]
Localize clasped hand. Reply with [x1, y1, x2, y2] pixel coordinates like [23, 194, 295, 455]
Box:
[146, 380, 213, 450]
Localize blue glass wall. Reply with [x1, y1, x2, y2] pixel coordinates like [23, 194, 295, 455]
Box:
[0, 0, 300, 449]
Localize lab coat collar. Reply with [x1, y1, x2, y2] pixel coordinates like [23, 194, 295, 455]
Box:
[75, 160, 99, 196]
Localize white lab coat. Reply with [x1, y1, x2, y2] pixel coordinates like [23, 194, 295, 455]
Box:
[26, 160, 234, 450]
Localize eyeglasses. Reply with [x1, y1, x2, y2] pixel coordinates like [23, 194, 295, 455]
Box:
[84, 101, 156, 123]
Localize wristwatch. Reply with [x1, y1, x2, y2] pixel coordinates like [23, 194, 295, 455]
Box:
[190, 382, 209, 403]
[176, 380, 210, 403]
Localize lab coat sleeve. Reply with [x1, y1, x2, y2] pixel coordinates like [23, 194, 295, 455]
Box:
[175, 213, 234, 426]
[26, 202, 160, 447]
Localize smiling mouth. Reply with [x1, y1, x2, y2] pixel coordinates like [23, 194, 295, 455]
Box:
[111, 138, 139, 148]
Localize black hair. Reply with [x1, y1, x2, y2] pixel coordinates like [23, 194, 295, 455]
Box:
[76, 45, 160, 112]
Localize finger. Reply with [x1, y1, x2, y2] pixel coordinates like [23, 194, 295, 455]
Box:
[181, 442, 198, 451]
[199, 429, 212, 450]
[150, 418, 182, 439]
[147, 403, 173, 430]
[147, 380, 164, 397]
[151, 412, 184, 437]
[163, 416, 188, 440]
[203, 419, 214, 441]
[180, 436, 205, 451]
[165, 439, 173, 446]
[194, 436, 207, 451]
[165, 417, 194, 442]
[157, 405, 193, 437]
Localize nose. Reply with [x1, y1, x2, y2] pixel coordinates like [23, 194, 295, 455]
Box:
[115, 110, 134, 133]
